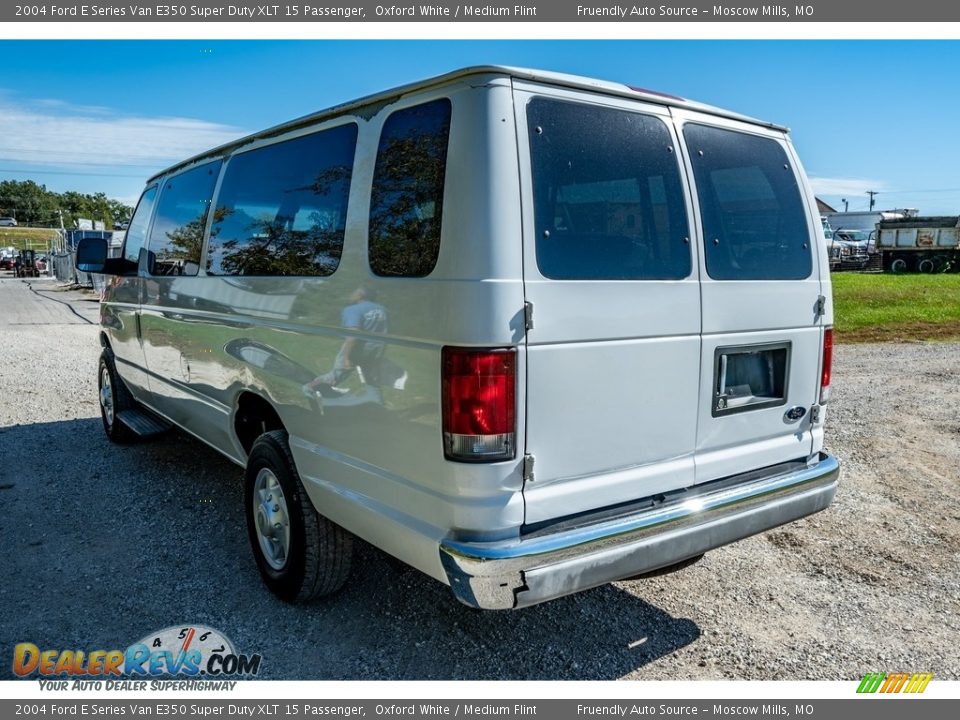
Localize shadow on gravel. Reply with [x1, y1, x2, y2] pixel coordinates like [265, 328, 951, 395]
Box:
[0, 418, 700, 681]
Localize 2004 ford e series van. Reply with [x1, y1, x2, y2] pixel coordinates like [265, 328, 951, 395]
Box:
[77, 67, 839, 610]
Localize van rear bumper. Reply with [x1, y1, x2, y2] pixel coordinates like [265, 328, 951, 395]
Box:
[439, 452, 839, 609]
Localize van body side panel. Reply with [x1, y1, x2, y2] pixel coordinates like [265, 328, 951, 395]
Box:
[104, 185, 159, 403]
[671, 110, 824, 485]
[513, 83, 702, 524]
[139, 277, 311, 460]
[104, 276, 152, 401]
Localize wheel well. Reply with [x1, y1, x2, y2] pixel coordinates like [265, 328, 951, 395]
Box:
[235, 393, 285, 455]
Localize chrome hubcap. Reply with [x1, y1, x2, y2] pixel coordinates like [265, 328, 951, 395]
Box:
[253, 468, 291, 570]
[100, 367, 114, 426]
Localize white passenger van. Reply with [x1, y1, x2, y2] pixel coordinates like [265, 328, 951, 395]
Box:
[77, 67, 839, 610]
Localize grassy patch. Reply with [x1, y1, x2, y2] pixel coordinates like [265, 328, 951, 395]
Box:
[0, 227, 59, 251]
[831, 273, 960, 343]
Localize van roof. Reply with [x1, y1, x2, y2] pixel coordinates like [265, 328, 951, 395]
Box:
[148, 65, 787, 183]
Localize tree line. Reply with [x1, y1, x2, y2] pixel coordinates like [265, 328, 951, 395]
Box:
[0, 179, 133, 228]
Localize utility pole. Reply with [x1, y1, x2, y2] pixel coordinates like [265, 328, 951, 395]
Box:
[841, 198, 849, 212]
[867, 190, 879, 211]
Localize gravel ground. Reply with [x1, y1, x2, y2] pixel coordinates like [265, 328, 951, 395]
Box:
[1, 275, 958, 681]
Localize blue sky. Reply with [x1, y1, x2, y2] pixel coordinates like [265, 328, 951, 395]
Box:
[1, 40, 959, 214]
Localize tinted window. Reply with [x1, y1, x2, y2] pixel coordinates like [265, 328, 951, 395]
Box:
[148, 161, 221, 276]
[684, 124, 812, 280]
[123, 185, 157, 267]
[369, 99, 451, 277]
[527, 98, 691, 280]
[207, 124, 357, 277]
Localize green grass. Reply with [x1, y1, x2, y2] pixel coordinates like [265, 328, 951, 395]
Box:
[0, 227, 59, 252]
[831, 273, 960, 343]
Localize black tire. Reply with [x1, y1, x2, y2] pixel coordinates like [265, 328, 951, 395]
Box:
[245, 430, 353, 602]
[889, 256, 908, 274]
[98, 349, 137, 444]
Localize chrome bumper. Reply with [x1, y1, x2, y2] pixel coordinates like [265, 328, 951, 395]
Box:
[440, 453, 839, 610]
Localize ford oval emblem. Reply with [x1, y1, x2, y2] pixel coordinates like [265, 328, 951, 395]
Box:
[784, 406, 806, 422]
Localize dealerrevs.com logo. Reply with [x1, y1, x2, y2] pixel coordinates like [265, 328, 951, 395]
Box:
[857, 672, 933, 694]
[13, 625, 261, 690]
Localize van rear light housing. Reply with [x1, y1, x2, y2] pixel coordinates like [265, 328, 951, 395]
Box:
[442, 347, 516, 462]
[820, 327, 833, 404]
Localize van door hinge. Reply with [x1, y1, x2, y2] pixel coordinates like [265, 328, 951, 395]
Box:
[522, 454, 535, 483]
[815, 295, 826, 319]
[524, 301, 534, 331]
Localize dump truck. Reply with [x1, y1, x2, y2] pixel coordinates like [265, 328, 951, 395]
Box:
[876, 216, 960, 273]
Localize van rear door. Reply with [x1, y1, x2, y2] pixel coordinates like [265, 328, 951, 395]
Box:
[674, 115, 824, 483]
[514, 86, 702, 525]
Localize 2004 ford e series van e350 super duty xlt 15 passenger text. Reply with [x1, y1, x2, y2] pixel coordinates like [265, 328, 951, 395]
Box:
[76, 67, 839, 610]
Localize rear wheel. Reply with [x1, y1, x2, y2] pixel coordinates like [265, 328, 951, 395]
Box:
[889, 256, 908, 273]
[244, 430, 353, 602]
[98, 349, 136, 443]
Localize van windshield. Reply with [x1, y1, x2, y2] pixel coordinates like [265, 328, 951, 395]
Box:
[527, 98, 691, 280]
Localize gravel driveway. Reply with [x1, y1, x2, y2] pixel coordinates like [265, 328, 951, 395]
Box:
[1, 276, 957, 680]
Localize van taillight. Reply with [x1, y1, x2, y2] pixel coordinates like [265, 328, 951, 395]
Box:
[442, 347, 516, 462]
[820, 327, 833, 404]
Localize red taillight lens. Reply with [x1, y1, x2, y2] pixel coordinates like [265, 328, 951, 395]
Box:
[820, 327, 833, 404]
[442, 347, 516, 462]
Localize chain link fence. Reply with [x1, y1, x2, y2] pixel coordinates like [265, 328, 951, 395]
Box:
[49, 229, 124, 289]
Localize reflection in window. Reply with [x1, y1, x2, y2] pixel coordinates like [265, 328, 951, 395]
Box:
[148, 161, 221, 277]
[527, 98, 691, 280]
[369, 99, 451, 277]
[123, 185, 157, 267]
[207, 124, 358, 277]
[684, 123, 811, 281]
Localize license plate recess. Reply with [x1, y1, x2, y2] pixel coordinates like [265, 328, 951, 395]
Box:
[713, 342, 791, 417]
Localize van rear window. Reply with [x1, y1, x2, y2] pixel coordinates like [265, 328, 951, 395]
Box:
[207, 123, 358, 277]
[368, 99, 452, 277]
[684, 124, 812, 281]
[527, 98, 691, 281]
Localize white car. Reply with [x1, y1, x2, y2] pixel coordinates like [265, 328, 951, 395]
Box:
[0, 217, 18, 227]
[76, 67, 839, 610]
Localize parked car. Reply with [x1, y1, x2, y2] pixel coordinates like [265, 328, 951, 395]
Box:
[76, 66, 838, 610]
[0, 254, 14, 271]
[0, 217, 18, 227]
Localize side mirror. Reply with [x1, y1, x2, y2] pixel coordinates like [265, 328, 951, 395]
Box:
[76, 237, 109, 274]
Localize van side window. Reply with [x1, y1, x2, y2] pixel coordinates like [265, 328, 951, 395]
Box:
[122, 185, 157, 268]
[369, 99, 452, 277]
[527, 98, 691, 280]
[207, 123, 358, 277]
[147, 160, 222, 277]
[684, 124, 812, 281]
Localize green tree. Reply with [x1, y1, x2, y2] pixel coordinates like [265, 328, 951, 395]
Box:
[0, 180, 58, 225]
[0, 179, 132, 227]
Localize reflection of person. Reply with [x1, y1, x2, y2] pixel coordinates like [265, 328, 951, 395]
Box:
[303, 286, 388, 399]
